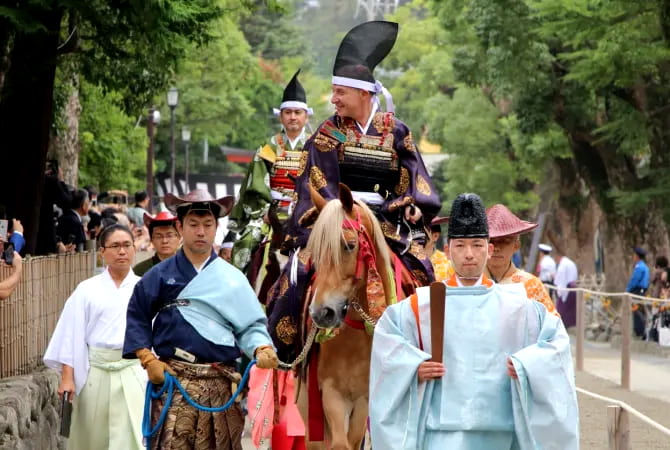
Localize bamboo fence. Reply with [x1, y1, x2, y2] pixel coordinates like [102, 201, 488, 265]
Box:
[0, 251, 94, 378]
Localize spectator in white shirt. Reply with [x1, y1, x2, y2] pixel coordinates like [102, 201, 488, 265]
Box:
[555, 249, 579, 328]
[537, 243, 557, 283]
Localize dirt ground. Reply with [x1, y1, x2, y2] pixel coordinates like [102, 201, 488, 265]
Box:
[576, 370, 670, 449]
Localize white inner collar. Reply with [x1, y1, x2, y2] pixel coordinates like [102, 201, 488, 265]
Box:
[357, 102, 378, 134]
[455, 274, 484, 287]
[285, 128, 307, 150]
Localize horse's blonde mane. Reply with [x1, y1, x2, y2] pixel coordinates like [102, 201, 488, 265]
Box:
[307, 199, 391, 281]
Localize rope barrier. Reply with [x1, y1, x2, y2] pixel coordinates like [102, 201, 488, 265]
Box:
[142, 359, 256, 449]
[545, 284, 670, 305]
[575, 387, 670, 437]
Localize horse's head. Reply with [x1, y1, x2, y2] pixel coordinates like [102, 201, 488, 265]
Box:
[306, 183, 393, 329]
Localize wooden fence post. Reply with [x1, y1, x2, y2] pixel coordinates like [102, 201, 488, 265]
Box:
[621, 294, 632, 390]
[576, 290, 584, 371]
[607, 405, 630, 450]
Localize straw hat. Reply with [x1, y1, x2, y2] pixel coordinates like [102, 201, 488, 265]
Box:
[486, 204, 537, 239]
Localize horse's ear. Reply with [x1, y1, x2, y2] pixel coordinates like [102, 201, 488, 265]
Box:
[339, 183, 354, 214]
[309, 183, 328, 212]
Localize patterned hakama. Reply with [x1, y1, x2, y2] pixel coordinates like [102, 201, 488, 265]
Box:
[150, 360, 244, 450]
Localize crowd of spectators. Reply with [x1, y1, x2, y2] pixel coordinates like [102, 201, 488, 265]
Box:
[627, 248, 670, 344]
[33, 163, 153, 257]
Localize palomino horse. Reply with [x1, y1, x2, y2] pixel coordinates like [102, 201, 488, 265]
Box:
[297, 183, 397, 450]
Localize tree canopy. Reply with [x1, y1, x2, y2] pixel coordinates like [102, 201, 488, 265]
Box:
[5, 0, 670, 272]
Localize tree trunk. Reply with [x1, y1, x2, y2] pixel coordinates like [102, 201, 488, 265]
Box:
[0, 24, 14, 100]
[0, 11, 63, 255]
[545, 83, 670, 291]
[49, 71, 81, 187]
[538, 150, 669, 292]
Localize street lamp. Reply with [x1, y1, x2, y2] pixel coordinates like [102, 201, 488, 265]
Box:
[167, 87, 178, 193]
[146, 108, 161, 208]
[181, 126, 191, 191]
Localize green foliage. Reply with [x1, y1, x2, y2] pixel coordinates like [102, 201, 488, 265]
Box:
[77, 82, 147, 192]
[426, 87, 541, 211]
[384, 0, 547, 213]
[384, 0, 456, 134]
[1, 0, 236, 114]
[240, 0, 307, 59]
[169, 17, 280, 146]
[429, 0, 670, 224]
[73, 0, 232, 113]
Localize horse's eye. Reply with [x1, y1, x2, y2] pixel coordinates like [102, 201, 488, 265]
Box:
[343, 241, 357, 252]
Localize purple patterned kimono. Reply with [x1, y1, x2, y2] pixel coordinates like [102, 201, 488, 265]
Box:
[268, 111, 441, 360]
[285, 112, 440, 277]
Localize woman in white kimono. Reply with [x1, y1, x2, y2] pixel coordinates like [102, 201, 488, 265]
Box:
[44, 224, 146, 449]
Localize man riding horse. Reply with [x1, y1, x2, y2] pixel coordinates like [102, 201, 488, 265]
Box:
[267, 18, 441, 377]
[228, 70, 312, 301]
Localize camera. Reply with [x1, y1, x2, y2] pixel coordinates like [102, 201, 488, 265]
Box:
[2, 242, 14, 266]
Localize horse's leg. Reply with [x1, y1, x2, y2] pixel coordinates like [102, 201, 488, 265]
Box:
[347, 396, 368, 450]
[297, 376, 327, 450]
[321, 379, 352, 450]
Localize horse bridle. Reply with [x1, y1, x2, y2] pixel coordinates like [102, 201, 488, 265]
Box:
[341, 210, 379, 326]
[342, 210, 375, 282]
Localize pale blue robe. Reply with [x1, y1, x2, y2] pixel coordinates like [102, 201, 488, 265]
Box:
[369, 283, 579, 450]
[175, 256, 274, 355]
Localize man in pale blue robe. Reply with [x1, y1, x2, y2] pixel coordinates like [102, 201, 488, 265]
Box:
[369, 194, 579, 449]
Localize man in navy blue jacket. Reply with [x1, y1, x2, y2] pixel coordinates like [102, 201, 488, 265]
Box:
[627, 246, 650, 338]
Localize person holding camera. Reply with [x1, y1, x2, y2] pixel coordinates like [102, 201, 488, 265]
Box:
[0, 245, 22, 300]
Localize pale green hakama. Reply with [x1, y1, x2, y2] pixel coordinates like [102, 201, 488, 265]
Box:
[66, 347, 145, 450]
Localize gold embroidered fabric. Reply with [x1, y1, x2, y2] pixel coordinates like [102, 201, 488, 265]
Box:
[409, 241, 428, 261]
[314, 133, 338, 152]
[416, 174, 432, 196]
[404, 133, 417, 152]
[380, 222, 401, 241]
[388, 196, 414, 212]
[309, 166, 327, 190]
[297, 151, 308, 176]
[395, 167, 409, 195]
[372, 112, 396, 134]
[275, 316, 297, 345]
[278, 275, 289, 296]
